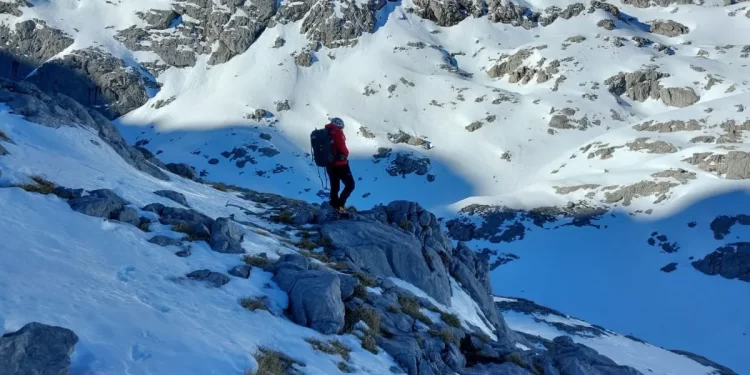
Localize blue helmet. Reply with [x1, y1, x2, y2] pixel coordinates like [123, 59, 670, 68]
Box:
[330, 117, 345, 129]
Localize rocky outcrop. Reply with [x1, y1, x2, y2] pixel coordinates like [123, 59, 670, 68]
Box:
[26, 48, 150, 119]
[117, 0, 278, 67]
[605, 68, 700, 107]
[0, 79, 169, 181]
[633, 119, 704, 132]
[154, 190, 189, 207]
[625, 137, 678, 154]
[709, 215, 750, 240]
[68, 189, 140, 224]
[658, 87, 700, 107]
[322, 218, 452, 305]
[386, 153, 431, 178]
[165, 163, 198, 180]
[488, 48, 561, 85]
[209, 217, 245, 253]
[0, 322, 79, 375]
[692, 242, 750, 282]
[0, 20, 74, 80]
[649, 20, 690, 37]
[186, 269, 230, 287]
[148, 235, 183, 247]
[682, 152, 750, 179]
[451, 242, 512, 339]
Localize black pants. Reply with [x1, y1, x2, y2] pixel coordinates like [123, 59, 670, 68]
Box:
[326, 164, 355, 208]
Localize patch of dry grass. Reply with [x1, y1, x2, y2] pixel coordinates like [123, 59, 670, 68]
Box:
[239, 297, 268, 312]
[16, 175, 56, 195]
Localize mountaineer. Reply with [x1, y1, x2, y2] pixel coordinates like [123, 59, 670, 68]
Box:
[310, 117, 355, 214]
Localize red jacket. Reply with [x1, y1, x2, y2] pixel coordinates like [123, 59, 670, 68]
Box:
[325, 124, 349, 166]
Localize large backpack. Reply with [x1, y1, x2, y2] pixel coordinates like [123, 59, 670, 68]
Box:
[310, 128, 334, 167]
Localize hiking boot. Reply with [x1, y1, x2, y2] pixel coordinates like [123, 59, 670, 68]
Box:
[335, 206, 347, 214]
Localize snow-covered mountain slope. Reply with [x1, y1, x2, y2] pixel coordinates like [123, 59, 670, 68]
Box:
[0, 87, 734, 375]
[1, 0, 749, 373]
[496, 296, 738, 375]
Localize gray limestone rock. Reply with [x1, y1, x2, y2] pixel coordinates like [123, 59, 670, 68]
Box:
[229, 264, 252, 278]
[658, 87, 700, 107]
[294, 51, 314, 67]
[682, 152, 750, 179]
[633, 119, 703, 132]
[68, 189, 128, 220]
[0, 20, 74, 81]
[154, 190, 189, 207]
[650, 20, 690, 37]
[148, 235, 183, 247]
[186, 269, 230, 287]
[603, 181, 677, 206]
[272, 268, 346, 334]
[625, 137, 678, 154]
[209, 218, 245, 253]
[0, 322, 79, 375]
[387, 153, 431, 177]
[597, 19, 615, 30]
[166, 163, 198, 180]
[322, 219, 452, 305]
[650, 169, 696, 184]
[27, 47, 149, 120]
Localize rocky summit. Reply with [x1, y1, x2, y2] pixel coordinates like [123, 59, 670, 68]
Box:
[0, 0, 748, 374]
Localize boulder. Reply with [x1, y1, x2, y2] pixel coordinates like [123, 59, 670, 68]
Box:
[166, 163, 198, 180]
[115, 207, 141, 226]
[272, 268, 345, 334]
[650, 20, 689, 37]
[209, 217, 245, 253]
[322, 219, 452, 305]
[186, 269, 230, 287]
[68, 189, 127, 219]
[228, 264, 252, 278]
[154, 190, 189, 207]
[148, 235, 183, 247]
[0, 322, 79, 375]
[157, 207, 215, 229]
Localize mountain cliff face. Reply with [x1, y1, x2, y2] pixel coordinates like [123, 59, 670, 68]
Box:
[1, 0, 749, 373]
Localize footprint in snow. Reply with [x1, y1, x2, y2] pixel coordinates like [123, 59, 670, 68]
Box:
[136, 293, 171, 314]
[130, 344, 152, 361]
[117, 266, 136, 283]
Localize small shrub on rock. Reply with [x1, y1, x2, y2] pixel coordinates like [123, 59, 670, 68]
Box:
[272, 210, 294, 224]
[440, 312, 461, 328]
[354, 272, 377, 288]
[299, 249, 330, 263]
[353, 284, 367, 298]
[337, 361, 354, 373]
[398, 219, 410, 231]
[398, 295, 432, 325]
[137, 221, 152, 232]
[171, 223, 208, 242]
[250, 347, 295, 375]
[506, 352, 527, 368]
[243, 254, 272, 267]
[305, 338, 351, 361]
[17, 175, 56, 195]
[361, 333, 378, 354]
[429, 328, 458, 345]
[240, 297, 268, 312]
[211, 182, 229, 192]
[0, 130, 10, 142]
